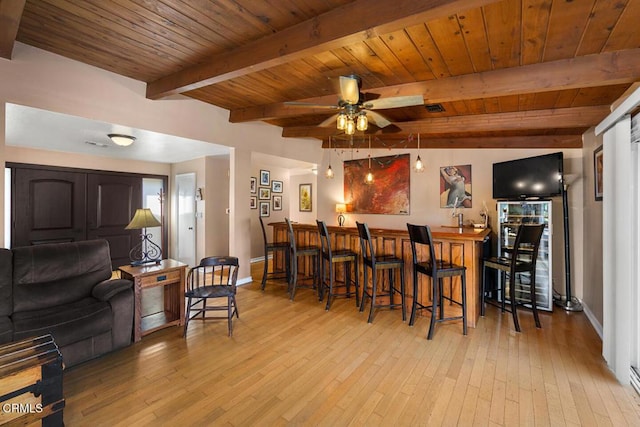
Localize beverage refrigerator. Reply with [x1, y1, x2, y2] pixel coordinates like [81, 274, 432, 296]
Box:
[497, 200, 553, 311]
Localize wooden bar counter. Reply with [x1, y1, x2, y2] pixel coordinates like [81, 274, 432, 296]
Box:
[270, 222, 490, 328]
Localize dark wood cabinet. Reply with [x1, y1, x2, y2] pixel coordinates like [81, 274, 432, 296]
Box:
[10, 164, 164, 269]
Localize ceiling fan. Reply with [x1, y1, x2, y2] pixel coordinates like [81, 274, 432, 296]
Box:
[285, 75, 424, 134]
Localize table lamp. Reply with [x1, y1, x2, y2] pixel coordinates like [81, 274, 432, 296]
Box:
[336, 203, 347, 227]
[125, 208, 162, 266]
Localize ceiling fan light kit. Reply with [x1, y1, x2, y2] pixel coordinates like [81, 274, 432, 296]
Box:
[286, 74, 423, 137]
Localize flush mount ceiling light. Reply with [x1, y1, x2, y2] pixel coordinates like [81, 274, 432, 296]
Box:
[108, 133, 136, 146]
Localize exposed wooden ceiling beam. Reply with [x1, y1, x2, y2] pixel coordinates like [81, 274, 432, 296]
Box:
[323, 135, 582, 149]
[230, 49, 640, 122]
[0, 0, 25, 60]
[282, 105, 609, 138]
[146, 0, 500, 99]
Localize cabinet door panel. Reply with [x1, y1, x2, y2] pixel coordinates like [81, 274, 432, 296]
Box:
[12, 168, 87, 247]
[87, 174, 142, 268]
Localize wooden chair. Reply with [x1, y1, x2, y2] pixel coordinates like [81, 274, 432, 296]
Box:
[481, 223, 545, 332]
[356, 221, 406, 323]
[316, 220, 359, 310]
[259, 216, 289, 291]
[184, 256, 239, 337]
[407, 223, 467, 339]
[285, 217, 319, 301]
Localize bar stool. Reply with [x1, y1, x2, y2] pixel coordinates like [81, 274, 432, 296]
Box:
[259, 216, 290, 291]
[316, 220, 359, 310]
[356, 221, 406, 323]
[482, 223, 545, 332]
[285, 217, 319, 301]
[407, 223, 467, 339]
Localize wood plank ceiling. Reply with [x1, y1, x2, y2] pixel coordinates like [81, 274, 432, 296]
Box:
[2, 0, 640, 149]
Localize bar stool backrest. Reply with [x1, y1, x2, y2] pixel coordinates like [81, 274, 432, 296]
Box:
[316, 220, 333, 259]
[407, 223, 437, 274]
[356, 221, 376, 265]
[285, 217, 296, 250]
[259, 216, 270, 248]
[510, 223, 546, 270]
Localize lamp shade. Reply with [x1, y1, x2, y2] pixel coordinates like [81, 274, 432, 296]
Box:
[125, 208, 161, 230]
[335, 203, 347, 213]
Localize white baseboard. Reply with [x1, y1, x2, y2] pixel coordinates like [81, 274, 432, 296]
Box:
[237, 276, 252, 286]
[581, 299, 603, 340]
[250, 256, 268, 263]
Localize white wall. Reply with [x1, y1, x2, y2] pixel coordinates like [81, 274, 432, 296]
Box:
[581, 128, 604, 332]
[0, 42, 321, 281]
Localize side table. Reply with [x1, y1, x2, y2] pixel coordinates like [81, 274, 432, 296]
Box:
[119, 259, 188, 342]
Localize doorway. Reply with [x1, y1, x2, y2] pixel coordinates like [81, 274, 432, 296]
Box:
[176, 173, 197, 267]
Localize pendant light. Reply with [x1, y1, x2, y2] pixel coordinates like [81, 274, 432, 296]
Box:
[365, 136, 374, 185]
[325, 136, 334, 179]
[414, 133, 425, 173]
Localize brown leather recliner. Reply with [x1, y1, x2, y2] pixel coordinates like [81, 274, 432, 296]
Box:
[0, 240, 133, 367]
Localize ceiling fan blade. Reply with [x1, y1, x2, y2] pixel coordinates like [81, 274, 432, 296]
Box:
[284, 101, 338, 109]
[363, 95, 424, 110]
[339, 76, 360, 105]
[319, 114, 338, 127]
[366, 111, 392, 128]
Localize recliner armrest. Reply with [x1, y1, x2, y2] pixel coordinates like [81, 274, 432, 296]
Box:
[92, 279, 133, 302]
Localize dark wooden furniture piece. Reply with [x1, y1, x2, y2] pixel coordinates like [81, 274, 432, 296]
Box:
[119, 259, 187, 342]
[356, 222, 406, 323]
[0, 335, 64, 427]
[482, 223, 546, 332]
[269, 222, 490, 328]
[259, 216, 289, 291]
[316, 220, 359, 311]
[407, 224, 467, 339]
[9, 163, 168, 269]
[285, 218, 319, 301]
[184, 256, 240, 337]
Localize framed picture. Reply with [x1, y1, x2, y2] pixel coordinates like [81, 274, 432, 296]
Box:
[260, 170, 270, 186]
[272, 180, 283, 193]
[250, 177, 257, 194]
[299, 183, 312, 212]
[250, 196, 257, 209]
[273, 195, 282, 211]
[440, 165, 472, 208]
[259, 201, 270, 217]
[343, 154, 410, 214]
[594, 145, 603, 201]
[259, 187, 271, 200]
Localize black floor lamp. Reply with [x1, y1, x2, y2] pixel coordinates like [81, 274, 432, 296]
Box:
[555, 177, 583, 312]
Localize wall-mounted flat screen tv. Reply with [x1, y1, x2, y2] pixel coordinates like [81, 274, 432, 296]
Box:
[493, 152, 564, 200]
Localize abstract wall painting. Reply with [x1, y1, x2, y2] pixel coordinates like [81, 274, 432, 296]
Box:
[343, 154, 410, 215]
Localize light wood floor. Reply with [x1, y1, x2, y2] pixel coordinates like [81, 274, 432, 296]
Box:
[63, 262, 640, 426]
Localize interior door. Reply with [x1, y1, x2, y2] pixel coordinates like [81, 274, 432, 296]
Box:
[12, 168, 87, 247]
[176, 173, 196, 267]
[86, 173, 142, 268]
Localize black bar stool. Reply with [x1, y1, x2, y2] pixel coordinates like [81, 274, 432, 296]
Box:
[407, 223, 467, 340]
[356, 221, 406, 323]
[259, 216, 290, 291]
[482, 223, 545, 332]
[316, 220, 359, 310]
[285, 217, 319, 301]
